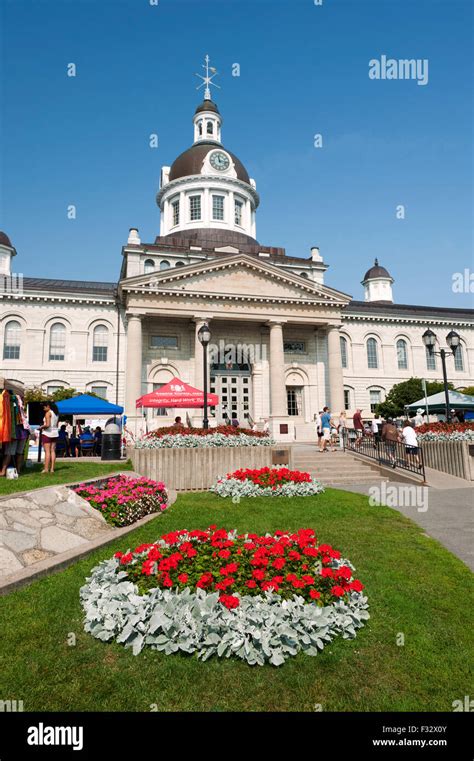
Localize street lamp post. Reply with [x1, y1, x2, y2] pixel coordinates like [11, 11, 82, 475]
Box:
[197, 323, 211, 429]
[422, 328, 461, 423]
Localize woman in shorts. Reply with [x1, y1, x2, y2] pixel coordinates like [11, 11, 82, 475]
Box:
[40, 401, 59, 474]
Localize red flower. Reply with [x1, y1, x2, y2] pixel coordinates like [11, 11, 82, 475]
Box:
[219, 594, 240, 609]
[321, 568, 334, 578]
[218, 549, 231, 559]
[272, 557, 286, 570]
[331, 585, 345, 597]
[349, 579, 364, 592]
[309, 589, 321, 600]
[177, 573, 188, 583]
[245, 580, 257, 588]
[119, 552, 133, 565]
[196, 572, 214, 588]
[252, 569, 266, 581]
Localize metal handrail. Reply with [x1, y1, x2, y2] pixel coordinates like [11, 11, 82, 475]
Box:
[342, 429, 426, 482]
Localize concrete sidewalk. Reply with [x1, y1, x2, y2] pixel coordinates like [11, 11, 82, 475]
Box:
[335, 470, 473, 570]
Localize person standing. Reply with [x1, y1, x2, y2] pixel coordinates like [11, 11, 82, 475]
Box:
[40, 401, 59, 474]
[320, 406, 332, 452]
[338, 411, 347, 449]
[371, 413, 382, 447]
[353, 408, 364, 447]
[315, 410, 323, 452]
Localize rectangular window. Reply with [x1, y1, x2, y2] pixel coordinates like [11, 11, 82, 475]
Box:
[93, 346, 108, 362]
[3, 345, 20, 360]
[426, 347, 436, 371]
[212, 195, 224, 221]
[150, 335, 178, 349]
[369, 389, 381, 413]
[340, 337, 348, 369]
[189, 195, 201, 221]
[91, 386, 107, 399]
[454, 346, 464, 372]
[152, 383, 167, 416]
[172, 199, 180, 227]
[344, 389, 351, 411]
[284, 341, 306, 354]
[287, 387, 303, 416]
[234, 199, 243, 226]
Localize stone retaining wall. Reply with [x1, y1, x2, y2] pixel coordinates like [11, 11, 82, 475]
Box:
[421, 440, 473, 480]
[129, 446, 273, 490]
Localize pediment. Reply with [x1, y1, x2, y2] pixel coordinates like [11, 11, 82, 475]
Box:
[120, 254, 350, 306]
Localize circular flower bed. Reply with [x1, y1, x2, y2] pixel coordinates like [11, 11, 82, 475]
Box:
[415, 421, 474, 441]
[131, 424, 274, 449]
[80, 527, 369, 665]
[73, 475, 168, 527]
[210, 467, 324, 498]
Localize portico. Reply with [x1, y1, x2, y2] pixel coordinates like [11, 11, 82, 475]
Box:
[119, 253, 350, 440]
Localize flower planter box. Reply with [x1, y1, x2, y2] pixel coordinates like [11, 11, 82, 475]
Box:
[421, 440, 473, 481]
[128, 446, 274, 491]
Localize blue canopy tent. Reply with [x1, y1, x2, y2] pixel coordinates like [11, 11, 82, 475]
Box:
[56, 394, 123, 416]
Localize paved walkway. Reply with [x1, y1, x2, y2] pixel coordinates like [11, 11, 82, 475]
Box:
[334, 468, 474, 571]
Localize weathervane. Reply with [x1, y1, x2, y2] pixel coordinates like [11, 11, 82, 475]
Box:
[195, 54, 220, 101]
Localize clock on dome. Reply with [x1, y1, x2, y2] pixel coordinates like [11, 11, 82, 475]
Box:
[209, 150, 230, 171]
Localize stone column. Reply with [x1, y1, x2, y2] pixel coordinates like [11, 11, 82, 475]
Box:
[268, 321, 287, 416]
[125, 315, 143, 417]
[327, 325, 345, 415]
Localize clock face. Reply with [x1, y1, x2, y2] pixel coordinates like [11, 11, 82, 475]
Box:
[210, 151, 230, 171]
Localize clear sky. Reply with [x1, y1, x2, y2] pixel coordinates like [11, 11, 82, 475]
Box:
[1, 0, 473, 307]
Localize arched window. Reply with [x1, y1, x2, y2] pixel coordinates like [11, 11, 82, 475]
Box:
[454, 344, 464, 372]
[3, 320, 21, 359]
[367, 338, 378, 369]
[206, 121, 213, 135]
[396, 339, 408, 370]
[340, 336, 348, 369]
[198, 120, 203, 136]
[92, 325, 108, 362]
[49, 323, 66, 361]
[175, 261, 185, 267]
[299, 271, 309, 279]
[159, 260, 170, 271]
[144, 259, 155, 274]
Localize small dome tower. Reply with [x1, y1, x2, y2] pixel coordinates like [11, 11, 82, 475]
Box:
[362, 259, 394, 302]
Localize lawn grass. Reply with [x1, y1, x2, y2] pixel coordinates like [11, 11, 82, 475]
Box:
[0, 489, 472, 712]
[0, 460, 133, 496]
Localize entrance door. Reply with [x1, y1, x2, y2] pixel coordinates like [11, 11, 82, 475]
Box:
[210, 363, 252, 425]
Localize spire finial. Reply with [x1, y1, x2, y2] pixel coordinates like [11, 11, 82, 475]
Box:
[195, 54, 220, 101]
[374, 257, 379, 266]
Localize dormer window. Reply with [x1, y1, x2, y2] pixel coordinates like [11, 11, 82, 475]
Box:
[144, 259, 155, 274]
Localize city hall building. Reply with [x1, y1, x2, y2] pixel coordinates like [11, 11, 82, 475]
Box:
[1, 86, 473, 439]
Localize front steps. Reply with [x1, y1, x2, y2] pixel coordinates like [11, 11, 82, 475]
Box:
[290, 445, 388, 488]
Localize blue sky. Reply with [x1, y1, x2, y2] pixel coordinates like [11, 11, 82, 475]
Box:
[1, 0, 472, 307]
